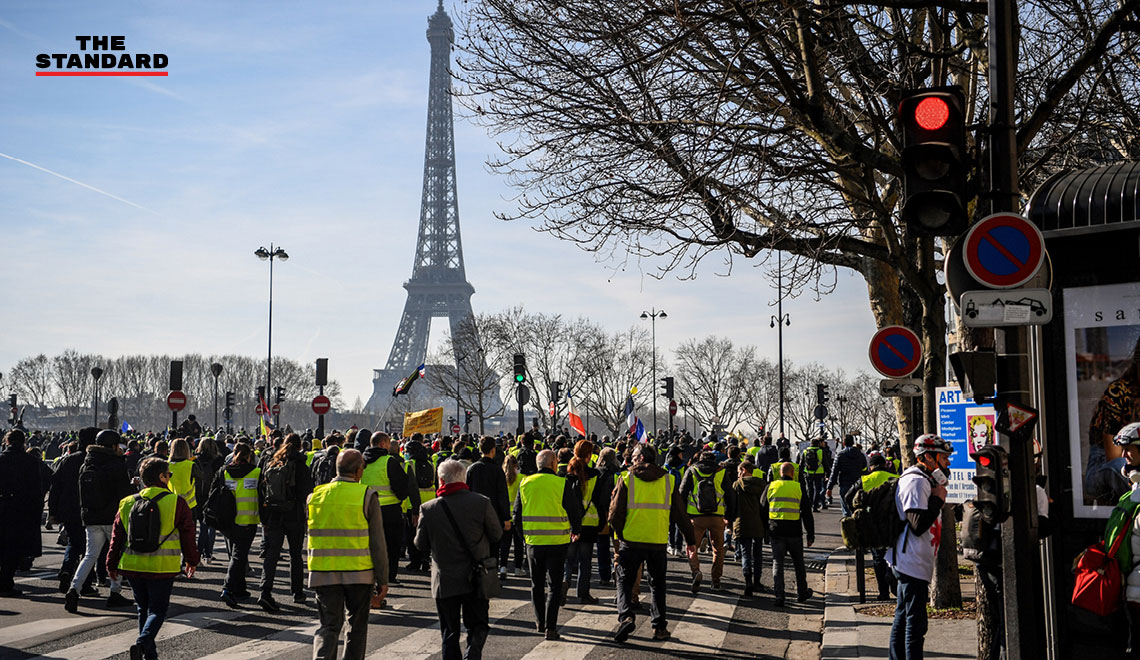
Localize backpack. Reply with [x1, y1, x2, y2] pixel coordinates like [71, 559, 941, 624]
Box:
[78, 465, 113, 522]
[204, 475, 237, 531]
[803, 448, 819, 472]
[311, 447, 339, 486]
[841, 478, 904, 550]
[128, 491, 173, 553]
[695, 471, 719, 514]
[262, 461, 297, 513]
[413, 460, 434, 490]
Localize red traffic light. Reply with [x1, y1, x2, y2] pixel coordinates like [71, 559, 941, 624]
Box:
[914, 97, 949, 131]
[976, 454, 991, 467]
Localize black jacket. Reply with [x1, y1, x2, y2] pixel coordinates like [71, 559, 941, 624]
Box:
[517, 449, 538, 476]
[78, 445, 135, 525]
[565, 466, 610, 531]
[49, 450, 85, 524]
[0, 446, 44, 558]
[827, 446, 868, 491]
[258, 449, 314, 524]
[466, 456, 510, 523]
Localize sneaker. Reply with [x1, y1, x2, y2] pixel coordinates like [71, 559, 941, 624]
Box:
[64, 589, 79, 613]
[797, 588, 814, 603]
[58, 575, 71, 594]
[535, 621, 545, 633]
[234, 590, 252, 601]
[545, 628, 560, 641]
[579, 594, 599, 605]
[221, 591, 240, 609]
[614, 618, 635, 643]
[129, 643, 143, 660]
[106, 592, 132, 608]
[293, 592, 307, 605]
[690, 572, 702, 595]
[79, 585, 99, 598]
[257, 595, 281, 613]
[652, 628, 671, 641]
[514, 567, 526, 577]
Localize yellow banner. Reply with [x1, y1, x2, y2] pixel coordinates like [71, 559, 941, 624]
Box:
[403, 407, 444, 436]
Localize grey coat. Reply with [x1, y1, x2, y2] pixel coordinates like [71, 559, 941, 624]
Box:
[414, 489, 503, 599]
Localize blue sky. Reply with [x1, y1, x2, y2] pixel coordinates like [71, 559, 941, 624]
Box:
[0, 1, 879, 407]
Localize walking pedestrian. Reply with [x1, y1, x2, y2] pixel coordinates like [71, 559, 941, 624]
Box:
[49, 428, 96, 594]
[843, 453, 899, 600]
[107, 457, 199, 660]
[0, 430, 44, 597]
[828, 435, 868, 516]
[215, 443, 260, 608]
[258, 433, 314, 611]
[513, 449, 582, 640]
[466, 436, 511, 578]
[563, 439, 608, 605]
[609, 443, 696, 643]
[415, 459, 503, 660]
[194, 438, 225, 564]
[405, 437, 437, 573]
[799, 438, 827, 512]
[308, 449, 389, 660]
[65, 430, 134, 612]
[361, 431, 412, 587]
[680, 451, 735, 592]
[731, 460, 768, 597]
[167, 438, 206, 519]
[761, 461, 815, 607]
[499, 454, 526, 578]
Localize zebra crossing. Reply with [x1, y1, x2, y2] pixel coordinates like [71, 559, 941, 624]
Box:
[0, 528, 829, 660]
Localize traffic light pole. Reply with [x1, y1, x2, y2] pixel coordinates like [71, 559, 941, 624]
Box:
[989, 0, 1044, 657]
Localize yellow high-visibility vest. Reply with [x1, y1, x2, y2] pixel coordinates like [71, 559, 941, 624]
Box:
[767, 479, 803, 521]
[622, 472, 672, 544]
[581, 475, 599, 527]
[518, 473, 570, 545]
[307, 481, 373, 572]
[768, 462, 800, 482]
[117, 487, 181, 574]
[361, 455, 400, 507]
[168, 459, 197, 509]
[804, 447, 825, 475]
[861, 470, 898, 492]
[226, 467, 261, 526]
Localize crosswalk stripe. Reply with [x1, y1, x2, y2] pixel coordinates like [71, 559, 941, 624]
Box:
[27, 609, 246, 660]
[194, 621, 321, 660]
[519, 602, 614, 660]
[659, 590, 737, 653]
[363, 597, 522, 660]
[0, 617, 116, 650]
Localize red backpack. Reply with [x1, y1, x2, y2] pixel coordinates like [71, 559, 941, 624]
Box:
[1072, 507, 1139, 616]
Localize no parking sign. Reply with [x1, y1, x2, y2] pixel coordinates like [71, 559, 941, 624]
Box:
[963, 213, 1045, 289]
[868, 326, 923, 379]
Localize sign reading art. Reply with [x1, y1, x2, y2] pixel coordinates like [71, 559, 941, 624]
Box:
[403, 407, 444, 436]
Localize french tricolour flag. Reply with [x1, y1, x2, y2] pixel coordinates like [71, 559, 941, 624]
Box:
[566, 390, 586, 437]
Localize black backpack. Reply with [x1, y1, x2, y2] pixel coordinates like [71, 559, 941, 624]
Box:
[803, 448, 819, 472]
[78, 465, 112, 522]
[695, 471, 719, 514]
[841, 478, 904, 550]
[311, 447, 339, 486]
[128, 491, 173, 553]
[413, 459, 434, 490]
[262, 461, 296, 513]
[204, 474, 237, 531]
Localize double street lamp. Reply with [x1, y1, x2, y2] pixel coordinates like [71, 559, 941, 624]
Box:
[640, 308, 666, 437]
[770, 252, 791, 438]
[255, 245, 288, 417]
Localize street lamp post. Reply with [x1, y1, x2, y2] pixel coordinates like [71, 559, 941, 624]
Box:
[255, 245, 288, 419]
[640, 308, 666, 437]
[210, 363, 224, 430]
[91, 366, 103, 428]
[770, 252, 791, 438]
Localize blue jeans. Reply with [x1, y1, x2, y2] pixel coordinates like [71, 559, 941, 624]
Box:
[738, 537, 762, 586]
[889, 570, 929, 660]
[806, 474, 825, 509]
[197, 522, 218, 560]
[127, 576, 175, 660]
[839, 482, 857, 516]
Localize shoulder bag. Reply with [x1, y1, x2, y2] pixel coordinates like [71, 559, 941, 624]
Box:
[439, 498, 502, 599]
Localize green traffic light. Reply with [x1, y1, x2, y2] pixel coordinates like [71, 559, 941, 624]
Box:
[515, 374, 525, 383]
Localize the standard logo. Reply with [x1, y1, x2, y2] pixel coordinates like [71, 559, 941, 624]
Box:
[36, 36, 168, 76]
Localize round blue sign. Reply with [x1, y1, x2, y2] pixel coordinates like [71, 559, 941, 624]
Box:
[963, 213, 1045, 289]
[868, 326, 923, 379]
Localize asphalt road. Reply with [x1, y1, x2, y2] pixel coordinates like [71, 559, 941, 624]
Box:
[0, 506, 844, 660]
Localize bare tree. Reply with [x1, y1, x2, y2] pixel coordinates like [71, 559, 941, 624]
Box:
[426, 315, 507, 433]
[9, 354, 54, 412]
[673, 336, 752, 433]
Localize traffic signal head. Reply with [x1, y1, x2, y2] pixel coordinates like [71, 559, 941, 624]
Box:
[513, 354, 526, 383]
[661, 376, 674, 400]
[257, 386, 265, 400]
[7, 394, 15, 408]
[816, 383, 830, 405]
[949, 350, 996, 404]
[225, 391, 235, 407]
[551, 381, 562, 400]
[971, 445, 1010, 524]
[899, 86, 969, 237]
[274, 386, 285, 403]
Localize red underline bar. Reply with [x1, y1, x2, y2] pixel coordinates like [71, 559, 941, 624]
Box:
[35, 71, 168, 76]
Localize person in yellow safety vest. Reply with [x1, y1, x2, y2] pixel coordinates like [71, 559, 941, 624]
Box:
[512, 449, 583, 641]
[842, 454, 899, 601]
[168, 438, 206, 518]
[216, 443, 261, 609]
[500, 453, 526, 578]
[562, 440, 609, 605]
[767, 448, 802, 483]
[107, 457, 200, 660]
[608, 443, 696, 644]
[306, 448, 390, 660]
[680, 451, 736, 593]
[361, 432, 415, 584]
[799, 438, 828, 512]
[432, 437, 454, 471]
[404, 436, 437, 573]
[762, 461, 815, 607]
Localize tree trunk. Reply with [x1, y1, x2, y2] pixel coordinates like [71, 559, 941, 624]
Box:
[976, 567, 1001, 660]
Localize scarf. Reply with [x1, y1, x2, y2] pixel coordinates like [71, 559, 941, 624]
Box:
[437, 481, 469, 497]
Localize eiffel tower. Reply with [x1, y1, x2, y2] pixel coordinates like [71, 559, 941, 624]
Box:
[367, 1, 481, 415]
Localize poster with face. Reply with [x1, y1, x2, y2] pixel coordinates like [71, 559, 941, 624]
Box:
[966, 408, 996, 456]
[1064, 282, 1140, 518]
[936, 387, 995, 503]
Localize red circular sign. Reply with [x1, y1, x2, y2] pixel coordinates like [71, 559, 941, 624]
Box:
[311, 395, 331, 415]
[963, 213, 1045, 289]
[549, 402, 556, 416]
[166, 390, 187, 412]
[255, 403, 265, 415]
[868, 326, 923, 379]
[271, 404, 281, 415]
[669, 400, 678, 416]
[451, 424, 461, 434]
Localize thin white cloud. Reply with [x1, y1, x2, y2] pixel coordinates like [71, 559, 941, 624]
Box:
[0, 152, 159, 215]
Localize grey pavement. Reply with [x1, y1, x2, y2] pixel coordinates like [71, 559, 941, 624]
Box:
[821, 549, 976, 660]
